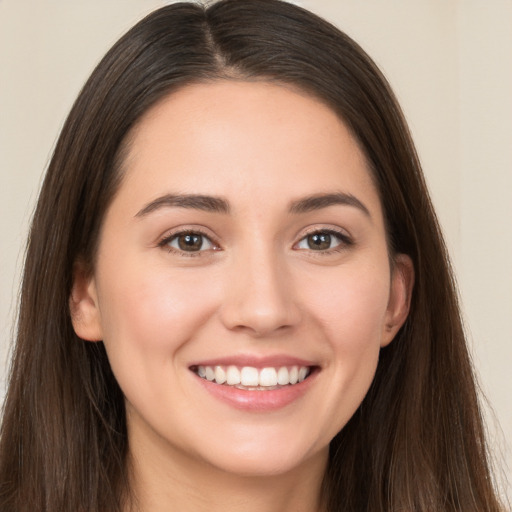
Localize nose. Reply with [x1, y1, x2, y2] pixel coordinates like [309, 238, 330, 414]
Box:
[219, 247, 301, 337]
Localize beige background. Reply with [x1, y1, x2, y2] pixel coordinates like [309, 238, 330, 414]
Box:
[0, 0, 510, 500]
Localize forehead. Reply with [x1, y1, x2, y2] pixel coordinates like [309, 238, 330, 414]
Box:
[118, 80, 381, 218]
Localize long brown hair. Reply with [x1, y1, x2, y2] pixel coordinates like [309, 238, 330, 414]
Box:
[0, 1, 504, 510]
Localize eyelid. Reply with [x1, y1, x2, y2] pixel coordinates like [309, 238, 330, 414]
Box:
[156, 224, 353, 256]
[157, 226, 221, 256]
[293, 226, 354, 252]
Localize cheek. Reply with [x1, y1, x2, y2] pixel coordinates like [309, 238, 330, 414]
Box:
[307, 265, 390, 347]
[95, 265, 220, 378]
[301, 265, 390, 427]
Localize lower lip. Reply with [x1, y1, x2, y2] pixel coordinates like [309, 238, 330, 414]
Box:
[193, 371, 317, 412]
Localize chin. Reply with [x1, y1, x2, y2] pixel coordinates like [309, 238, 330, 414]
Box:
[194, 434, 329, 479]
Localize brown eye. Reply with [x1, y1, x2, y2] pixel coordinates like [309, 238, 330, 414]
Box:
[166, 232, 214, 253]
[296, 230, 348, 252]
[307, 233, 332, 250]
[178, 234, 203, 251]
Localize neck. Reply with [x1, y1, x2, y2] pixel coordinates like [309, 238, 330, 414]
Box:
[125, 427, 328, 512]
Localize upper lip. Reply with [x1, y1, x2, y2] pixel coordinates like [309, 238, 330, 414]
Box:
[189, 354, 317, 369]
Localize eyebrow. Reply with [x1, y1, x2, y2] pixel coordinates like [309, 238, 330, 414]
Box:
[135, 194, 230, 217]
[288, 192, 371, 217]
[135, 191, 370, 218]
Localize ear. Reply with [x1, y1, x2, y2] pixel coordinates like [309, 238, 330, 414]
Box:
[381, 254, 414, 347]
[69, 262, 103, 342]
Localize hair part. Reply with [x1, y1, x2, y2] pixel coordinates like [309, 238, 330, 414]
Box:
[0, 1, 504, 510]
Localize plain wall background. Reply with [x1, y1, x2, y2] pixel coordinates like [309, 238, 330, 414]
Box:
[1, 0, 510, 500]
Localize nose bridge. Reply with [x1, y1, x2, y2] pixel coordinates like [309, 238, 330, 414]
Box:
[220, 237, 300, 336]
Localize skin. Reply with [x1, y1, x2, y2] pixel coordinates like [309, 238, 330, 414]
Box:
[71, 81, 413, 512]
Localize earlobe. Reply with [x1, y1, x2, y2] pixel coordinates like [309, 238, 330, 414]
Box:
[69, 262, 103, 342]
[381, 254, 414, 347]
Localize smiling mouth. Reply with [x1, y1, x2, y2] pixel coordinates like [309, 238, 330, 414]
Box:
[190, 365, 313, 390]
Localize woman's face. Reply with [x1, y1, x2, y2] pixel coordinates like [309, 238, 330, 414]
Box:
[72, 81, 412, 478]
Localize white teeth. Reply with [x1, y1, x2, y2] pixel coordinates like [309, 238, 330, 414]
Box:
[241, 367, 259, 386]
[226, 365, 241, 385]
[194, 364, 311, 387]
[277, 366, 289, 385]
[259, 367, 277, 387]
[205, 366, 215, 381]
[214, 365, 226, 384]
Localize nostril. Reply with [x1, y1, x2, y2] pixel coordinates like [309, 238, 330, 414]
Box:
[219, 297, 301, 336]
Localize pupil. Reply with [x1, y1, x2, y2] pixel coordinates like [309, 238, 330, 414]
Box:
[178, 234, 202, 251]
[308, 233, 330, 250]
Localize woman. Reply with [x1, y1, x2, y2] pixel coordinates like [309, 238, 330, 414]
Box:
[0, 0, 505, 510]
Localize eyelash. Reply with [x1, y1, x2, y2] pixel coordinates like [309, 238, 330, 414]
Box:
[158, 229, 219, 258]
[295, 228, 353, 255]
[158, 227, 353, 257]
